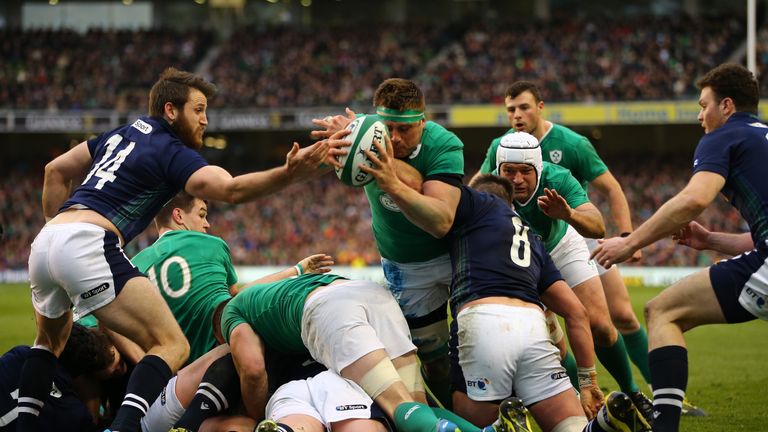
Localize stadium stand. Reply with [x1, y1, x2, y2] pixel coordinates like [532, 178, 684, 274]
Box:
[0, 14, 748, 110]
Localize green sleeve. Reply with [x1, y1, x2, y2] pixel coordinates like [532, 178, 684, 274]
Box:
[557, 171, 591, 209]
[572, 137, 608, 183]
[220, 298, 249, 345]
[480, 139, 500, 174]
[220, 241, 238, 286]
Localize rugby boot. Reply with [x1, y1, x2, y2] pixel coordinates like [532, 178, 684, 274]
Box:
[496, 396, 532, 432]
[436, 419, 461, 431]
[596, 391, 652, 432]
[254, 419, 280, 432]
[681, 397, 708, 417]
[628, 391, 654, 427]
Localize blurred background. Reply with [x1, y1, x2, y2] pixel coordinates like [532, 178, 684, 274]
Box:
[1, 0, 765, 275]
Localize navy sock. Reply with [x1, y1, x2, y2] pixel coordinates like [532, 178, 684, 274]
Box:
[110, 355, 172, 432]
[649, 346, 688, 432]
[175, 354, 240, 431]
[16, 347, 57, 432]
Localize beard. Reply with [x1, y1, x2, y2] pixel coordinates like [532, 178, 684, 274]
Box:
[170, 112, 202, 149]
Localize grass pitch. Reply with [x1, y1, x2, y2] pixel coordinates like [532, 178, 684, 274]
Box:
[1, 282, 766, 430]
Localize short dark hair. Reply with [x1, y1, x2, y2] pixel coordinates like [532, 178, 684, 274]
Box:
[697, 63, 759, 114]
[155, 191, 200, 228]
[505, 81, 542, 103]
[469, 174, 515, 205]
[373, 78, 426, 111]
[148, 67, 217, 117]
[58, 323, 114, 378]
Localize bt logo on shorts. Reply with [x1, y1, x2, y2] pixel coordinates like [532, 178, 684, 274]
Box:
[466, 378, 490, 391]
[550, 371, 569, 381]
[336, 404, 367, 411]
[745, 287, 766, 308]
[81, 282, 109, 299]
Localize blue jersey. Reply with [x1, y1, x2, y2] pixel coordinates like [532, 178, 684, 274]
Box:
[60, 116, 208, 243]
[447, 186, 563, 311]
[0, 346, 95, 432]
[693, 112, 768, 246]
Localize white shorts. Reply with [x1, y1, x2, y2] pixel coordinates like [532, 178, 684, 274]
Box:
[301, 280, 416, 373]
[141, 376, 184, 432]
[266, 371, 374, 428]
[456, 304, 572, 405]
[584, 238, 610, 277]
[381, 253, 452, 320]
[28, 223, 143, 318]
[550, 226, 599, 288]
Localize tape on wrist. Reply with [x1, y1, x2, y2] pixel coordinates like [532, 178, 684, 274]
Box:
[577, 366, 597, 389]
[294, 263, 304, 276]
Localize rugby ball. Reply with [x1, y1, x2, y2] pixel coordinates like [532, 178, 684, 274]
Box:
[335, 115, 389, 187]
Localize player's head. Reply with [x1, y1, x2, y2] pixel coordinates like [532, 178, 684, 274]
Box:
[155, 191, 210, 234]
[495, 132, 542, 205]
[149, 67, 217, 149]
[696, 63, 759, 134]
[504, 81, 545, 137]
[58, 323, 127, 380]
[373, 78, 427, 158]
[469, 173, 515, 206]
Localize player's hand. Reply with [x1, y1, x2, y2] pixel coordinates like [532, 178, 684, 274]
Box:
[577, 367, 604, 419]
[299, 254, 335, 274]
[673, 221, 711, 250]
[310, 107, 356, 139]
[324, 128, 352, 169]
[360, 133, 402, 194]
[590, 236, 635, 268]
[537, 188, 572, 220]
[579, 385, 605, 419]
[285, 141, 328, 180]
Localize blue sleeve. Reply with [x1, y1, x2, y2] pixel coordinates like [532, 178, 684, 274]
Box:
[163, 145, 208, 191]
[86, 133, 105, 157]
[692, 132, 731, 178]
[537, 245, 563, 294]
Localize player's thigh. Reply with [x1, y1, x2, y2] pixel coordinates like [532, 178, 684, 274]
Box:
[645, 268, 727, 332]
[199, 414, 257, 432]
[332, 418, 388, 432]
[92, 275, 186, 352]
[571, 277, 613, 333]
[600, 267, 640, 330]
[527, 388, 585, 432]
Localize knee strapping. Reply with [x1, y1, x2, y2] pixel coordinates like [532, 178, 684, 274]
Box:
[358, 358, 402, 399]
[396, 361, 425, 394]
[551, 416, 588, 432]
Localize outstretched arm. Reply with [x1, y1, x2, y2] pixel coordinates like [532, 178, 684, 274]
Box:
[186, 136, 348, 204]
[592, 171, 725, 267]
[674, 221, 754, 256]
[541, 280, 603, 418]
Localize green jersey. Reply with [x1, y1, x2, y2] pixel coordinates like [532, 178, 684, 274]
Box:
[220, 274, 346, 355]
[365, 120, 464, 263]
[514, 162, 590, 252]
[132, 230, 237, 363]
[481, 124, 607, 192]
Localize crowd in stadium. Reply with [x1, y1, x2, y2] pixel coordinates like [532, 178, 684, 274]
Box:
[0, 13, 758, 111]
[0, 160, 743, 271]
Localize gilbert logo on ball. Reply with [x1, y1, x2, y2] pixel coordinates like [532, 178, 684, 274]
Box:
[335, 115, 389, 187]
